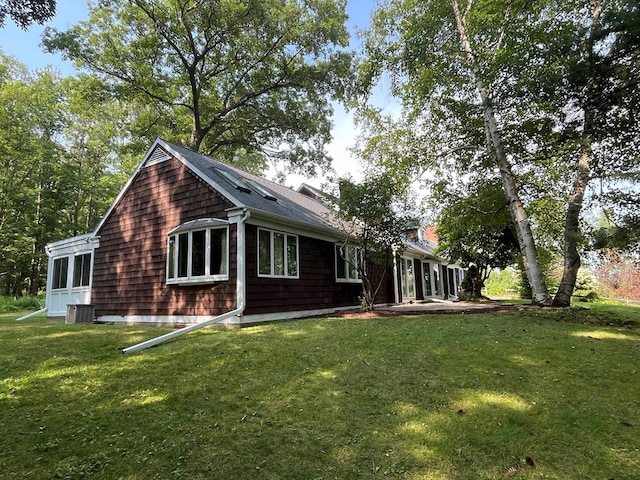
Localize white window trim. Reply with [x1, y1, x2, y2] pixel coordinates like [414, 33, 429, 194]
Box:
[335, 244, 363, 284]
[166, 223, 230, 285]
[71, 252, 92, 290]
[401, 257, 416, 300]
[51, 256, 70, 291]
[257, 228, 299, 279]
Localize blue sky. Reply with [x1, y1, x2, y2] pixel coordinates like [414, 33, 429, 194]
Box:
[0, 0, 378, 74]
[0, 0, 388, 184]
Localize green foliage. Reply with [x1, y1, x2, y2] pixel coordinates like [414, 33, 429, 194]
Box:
[434, 179, 519, 283]
[2, 310, 639, 478]
[356, 0, 640, 305]
[484, 268, 521, 298]
[332, 172, 417, 310]
[0, 0, 56, 29]
[0, 295, 43, 313]
[43, 0, 353, 177]
[0, 55, 135, 296]
[580, 291, 600, 303]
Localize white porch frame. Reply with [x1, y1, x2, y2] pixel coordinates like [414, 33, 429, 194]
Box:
[45, 234, 100, 317]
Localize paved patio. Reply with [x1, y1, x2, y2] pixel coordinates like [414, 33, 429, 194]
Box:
[382, 299, 520, 315]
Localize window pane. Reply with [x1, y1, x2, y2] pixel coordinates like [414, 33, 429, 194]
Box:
[192, 230, 206, 276]
[53, 257, 69, 289]
[178, 233, 189, 277]
[273, 232, 285, 276]
[348, 246, 358, 280]
[336, 246, 346, 279]
[81, 254, 91, 286]
[73, 253, 91, 287]
[406, 259, 415, 297]
[168, 236, 176, 278]
[258, 229, 271, 275]
[433, 263, 440, 295]
[287, 235, 298, 276]
[423, 262, 432, 296]
[210, 228, 227, 275]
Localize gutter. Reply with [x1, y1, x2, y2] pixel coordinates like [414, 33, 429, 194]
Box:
[122, 209, 250, 354]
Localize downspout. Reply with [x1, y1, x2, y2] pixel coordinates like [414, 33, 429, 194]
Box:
[122, 209, 250, 354]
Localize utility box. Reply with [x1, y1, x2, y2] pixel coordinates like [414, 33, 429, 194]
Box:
[66, 304, 95, 324]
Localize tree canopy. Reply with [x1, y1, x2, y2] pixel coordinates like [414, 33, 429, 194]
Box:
[0, 0, 56, 29]
[332, 172, 417, 310]
[356, 0, 640, 305]
[43, 0, 353, 177]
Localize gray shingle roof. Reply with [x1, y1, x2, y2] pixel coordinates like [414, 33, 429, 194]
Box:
[161, 139, 342, 235]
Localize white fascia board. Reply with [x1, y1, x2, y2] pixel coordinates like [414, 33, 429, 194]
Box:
[45, 234, 100, 256]
[92, 138, 167, 235]
[158, 140, 244, 207]
[245, 208, 345, 243]
[92, 138, 246, 237]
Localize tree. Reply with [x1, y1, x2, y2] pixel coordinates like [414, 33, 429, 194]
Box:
[356, 0, 640, 306]
[0, 55, 131, 296]
[332, 173, 417, 311]
[594, 250, 640, 300]
[0, 56, 66, 295]
[0, 0, 56, 29]
[433, 179, 520, 297]
[43, 0, 352, 177]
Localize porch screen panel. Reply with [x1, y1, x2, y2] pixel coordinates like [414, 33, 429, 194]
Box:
[72, 253, 91, 287]
[52, 257, 69, 290]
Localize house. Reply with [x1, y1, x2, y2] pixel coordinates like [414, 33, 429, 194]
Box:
[45, 138, 463, 326]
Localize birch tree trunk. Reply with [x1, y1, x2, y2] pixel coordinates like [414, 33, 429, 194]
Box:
[552, 1, 601, 306]
[553, 138, 591, 306]
[451, 0, 551, 305]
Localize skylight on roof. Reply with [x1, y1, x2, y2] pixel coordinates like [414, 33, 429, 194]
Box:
[215, 167, 251, 193]
[245, 179, 277, 201]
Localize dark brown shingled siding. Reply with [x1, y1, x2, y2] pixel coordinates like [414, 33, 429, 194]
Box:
[244, 225, 395, 315]
[92, 158, 236, 317]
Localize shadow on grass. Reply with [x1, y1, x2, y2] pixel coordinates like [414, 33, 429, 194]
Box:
[1, 313, 639, 479]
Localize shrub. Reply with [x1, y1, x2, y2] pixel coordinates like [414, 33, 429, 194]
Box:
[0, 296, 44, 313]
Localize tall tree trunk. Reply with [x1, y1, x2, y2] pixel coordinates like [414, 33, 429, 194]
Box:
[553, 137, 592, 306]
[553, 2, 601, 306]
[451, 0, 551, 305]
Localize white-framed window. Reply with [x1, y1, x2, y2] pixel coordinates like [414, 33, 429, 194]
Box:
[72, 253, 92, 288]
[52, 256, 69, 290]
[258, 228, 299, 278]
[335, 244, 362, 283]
[401, 257, 416, 299]
[167, 219, 229, 284]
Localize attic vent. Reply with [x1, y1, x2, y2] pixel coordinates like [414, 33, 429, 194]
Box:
[215, 167, 251, 193]
[245, 179, 277, 201]
[146, 146, 171, 166]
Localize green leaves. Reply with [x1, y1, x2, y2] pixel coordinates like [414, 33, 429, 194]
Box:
[43, 0, 353, 176]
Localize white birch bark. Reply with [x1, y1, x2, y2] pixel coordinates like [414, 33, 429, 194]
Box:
[450, 0, 551, 305]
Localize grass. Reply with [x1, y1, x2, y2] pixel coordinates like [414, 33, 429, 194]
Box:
[1, 306, 639, 480]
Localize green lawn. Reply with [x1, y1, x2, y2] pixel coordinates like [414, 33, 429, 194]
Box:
[1, 307, 639, 480]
